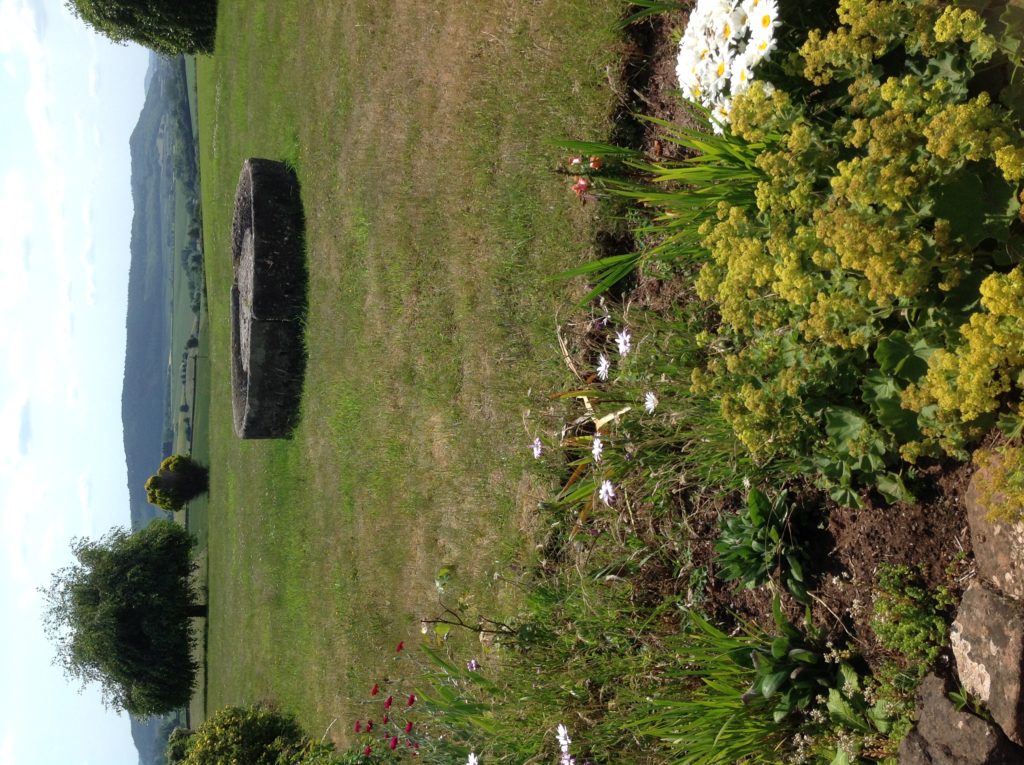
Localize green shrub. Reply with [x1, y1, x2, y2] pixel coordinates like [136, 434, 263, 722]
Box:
[145, 454, 209, 511]
[181, 705, 309, 765]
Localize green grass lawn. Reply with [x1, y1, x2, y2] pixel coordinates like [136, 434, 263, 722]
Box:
[195, 0, 628, 739]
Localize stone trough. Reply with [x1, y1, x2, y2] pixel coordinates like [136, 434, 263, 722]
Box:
[230, 158, 307, 439]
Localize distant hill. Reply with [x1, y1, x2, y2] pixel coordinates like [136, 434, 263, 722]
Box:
[122, 55, 199, 765]
[122, 52, 195, 533]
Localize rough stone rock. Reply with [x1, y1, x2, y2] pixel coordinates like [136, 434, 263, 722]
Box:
[965, 458, 1024, 601]
[950, 583, 1024, 745]
[898, 673, 1024, 764]
[230, 158, 307, 439]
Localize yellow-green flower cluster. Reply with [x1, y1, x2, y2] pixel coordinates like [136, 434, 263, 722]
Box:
[682, 0, 1024, 483]
[903, 268, 1024, 454]
[800, 0, 942, 85]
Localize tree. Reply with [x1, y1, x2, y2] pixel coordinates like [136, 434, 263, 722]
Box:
[64, 0, 218, 56]
[146, 454, 209, 511]
[42, 520, 205, 715]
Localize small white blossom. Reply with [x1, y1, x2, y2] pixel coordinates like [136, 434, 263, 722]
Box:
[591, 435, 603, 462]
[466, 754, 479, 765]
[596, 354, 610, 381]
[531, 437, 543, 459]
[598, 480, 615, 506]
[644, 391, 658, 414]
[556, 724, 572, 750]
[615, 328, 632, 356]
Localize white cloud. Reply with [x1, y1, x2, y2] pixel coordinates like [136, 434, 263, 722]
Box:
[0, 732, 13, 765]
[87, 57, 98, 98]
[77, 471, 93, 531]
[0, 171, 33, 303]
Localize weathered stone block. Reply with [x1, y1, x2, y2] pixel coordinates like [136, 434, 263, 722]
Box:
[950, 583, 1024, 745]
[965, 458, 1024, 601]
[899, 673, 1024, 765]
[230, 158, 307, 439]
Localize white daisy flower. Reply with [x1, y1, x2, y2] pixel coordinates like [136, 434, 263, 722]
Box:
[644, 391, 659, 414]
[466, 755, 479, 765]
[750, 0, 780, 41]
[596, 354, 610, 381]
[592, 435, 603, 462]
[730, 56, 754, 95]
[598, 479, 616, 505]
[745, 33, 777, 64]
[615, 327, 632, 356]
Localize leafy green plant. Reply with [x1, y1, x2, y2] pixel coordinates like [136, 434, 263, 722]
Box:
[715, 487, 810, 603]
[870, 563, 954, 684]
[745, 597, 833, 722]
[555, 112, 765, 304]
[630, 599, 835, 763]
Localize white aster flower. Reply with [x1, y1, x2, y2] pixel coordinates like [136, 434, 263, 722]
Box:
[556, 723, 572, 750]
[615, 327, 632, 356]
[531, 437, 543, 459]
[644, 391, 658, 414]
[598, 479, 616, 506]
[592, 435, 603, 462]
[466, 754, 479, 765]
[596, 354, 610, 381]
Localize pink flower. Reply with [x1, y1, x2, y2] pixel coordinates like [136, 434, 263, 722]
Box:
[389, 736, 399, 750]
[405, 721, 414, 733]
[407, 693, 416, 707]
[371, 683, 379, 696]
[572, 177, 591, 196]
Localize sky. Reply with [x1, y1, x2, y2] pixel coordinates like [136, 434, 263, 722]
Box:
[0, 1, 149, 763]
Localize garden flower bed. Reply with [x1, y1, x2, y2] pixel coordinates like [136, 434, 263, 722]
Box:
[394, 1, 1024, 763]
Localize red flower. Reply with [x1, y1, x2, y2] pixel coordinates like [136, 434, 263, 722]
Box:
[404, 721, 413, 733]
[572, 177, 591, 197]
[389, 736, 399, 750]
[354, 721, 362, 733]
[371, 683, 379, 696]
[396, 641, 404, 652]
[407, 693, 416, 707]
[363, 747, 372, 756]
[589, 156, 603, 170]
[366, 720, 374, 731]
[384, 695, 394, 710]
[382, 714, 389, 724]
